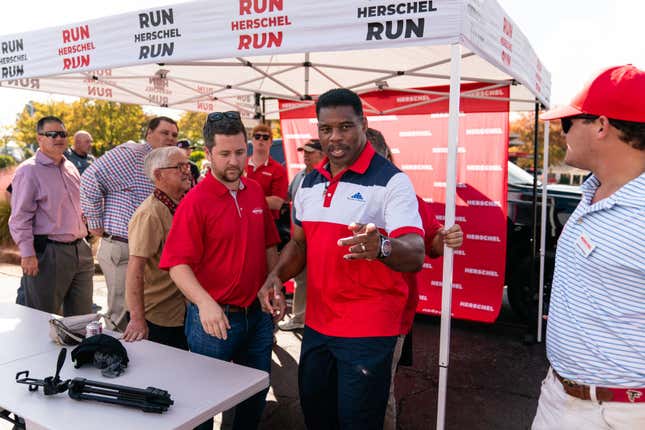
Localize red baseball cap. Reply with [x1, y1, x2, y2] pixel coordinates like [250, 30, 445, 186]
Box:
[541, 65, 645, 122]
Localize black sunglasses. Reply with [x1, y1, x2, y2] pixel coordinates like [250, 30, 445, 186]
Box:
[253, 133, 271, 141]
[207, 111, 241, 122]
[561, 114, 599, 134]
[38, 131, 68, 139]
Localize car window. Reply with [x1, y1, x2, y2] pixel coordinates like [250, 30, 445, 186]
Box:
[508, 161, 540, 186]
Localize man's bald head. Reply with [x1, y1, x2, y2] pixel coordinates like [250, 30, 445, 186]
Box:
[73, 131, 93, 156]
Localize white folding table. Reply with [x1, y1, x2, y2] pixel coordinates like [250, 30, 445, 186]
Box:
[0, 303, 59, 365]
[0, 304, 269, 430]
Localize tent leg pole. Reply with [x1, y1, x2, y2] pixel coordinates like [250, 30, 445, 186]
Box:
[261, 96, 266, 122]
[254, 92, 264, 121]
[524, 100, 540, 344]
[537, 121, 550, 342]
[436, 42, 461, 430]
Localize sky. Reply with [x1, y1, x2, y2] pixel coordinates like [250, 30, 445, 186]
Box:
[0, 0, 643, 129]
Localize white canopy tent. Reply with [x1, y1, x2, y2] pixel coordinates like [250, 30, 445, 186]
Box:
[0, 1, 552, 427]
[0, 0, 549, 113]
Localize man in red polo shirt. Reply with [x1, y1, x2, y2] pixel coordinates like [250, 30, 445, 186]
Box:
[159, 111, 284, 430]
[259, 89, 425, 429]
[245, 123, 288, 220]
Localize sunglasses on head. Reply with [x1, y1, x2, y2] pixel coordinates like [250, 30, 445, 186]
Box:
[207, 111, 241, 122]
[253, 133, 271, 141]
[561, 114, 599, 134]
[38, 131, 68, 139]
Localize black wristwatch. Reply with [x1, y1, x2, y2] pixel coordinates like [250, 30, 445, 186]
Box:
[377, 234, 392, 259]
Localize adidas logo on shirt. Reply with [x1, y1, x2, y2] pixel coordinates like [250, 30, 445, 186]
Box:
[348, 192, 365, 202]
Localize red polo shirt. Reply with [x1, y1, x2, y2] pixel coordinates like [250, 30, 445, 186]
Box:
[400, 197, 443, 334]
[159, 173, 280, 307]
[293, 144, 424, 337]
[245, 156, 288, 219]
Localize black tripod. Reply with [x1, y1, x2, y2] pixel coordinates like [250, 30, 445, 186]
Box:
[67, 378, 173, 413]
[15, 348, 173, 414]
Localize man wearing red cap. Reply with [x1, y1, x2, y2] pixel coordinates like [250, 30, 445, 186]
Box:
[533, 65, 645, 428]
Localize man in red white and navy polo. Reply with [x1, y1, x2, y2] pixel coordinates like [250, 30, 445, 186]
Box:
[159, 111, 284, 430]
[259, 89, 425, 429]
[532, 65, 645, 428]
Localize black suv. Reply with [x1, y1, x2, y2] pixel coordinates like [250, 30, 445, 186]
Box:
[505, 161, 582, 321]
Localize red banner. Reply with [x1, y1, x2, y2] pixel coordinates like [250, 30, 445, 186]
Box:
[279, 85, 509, 323]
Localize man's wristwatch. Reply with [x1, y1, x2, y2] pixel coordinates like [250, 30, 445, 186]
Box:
[377, 234, 392, 259]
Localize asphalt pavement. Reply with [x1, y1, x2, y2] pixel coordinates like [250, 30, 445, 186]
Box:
[0, 263, 547, 429]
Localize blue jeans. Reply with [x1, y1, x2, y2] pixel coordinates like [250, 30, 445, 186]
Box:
[299, 326, 397, 430]
[185, 302, 273, 430]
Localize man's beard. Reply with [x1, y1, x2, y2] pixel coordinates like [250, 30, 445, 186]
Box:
[214, 167, 243, 184]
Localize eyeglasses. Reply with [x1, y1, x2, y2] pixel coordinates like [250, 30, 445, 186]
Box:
[38, 131, 68, 139]
[158, 162, 191, 172]
[561, 114, 599, 134]
[207, 111, 241, 122]
[253, 133, 271, 141]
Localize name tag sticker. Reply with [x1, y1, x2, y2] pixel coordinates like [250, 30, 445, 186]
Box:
[576, 232, 596, 257]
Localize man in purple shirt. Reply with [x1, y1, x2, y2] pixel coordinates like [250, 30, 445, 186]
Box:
[9, 116, 93, 315]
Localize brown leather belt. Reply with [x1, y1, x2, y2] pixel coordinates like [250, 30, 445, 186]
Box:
[102, 233, 128, 244]
[553, 368, 645, 403]
[224, 300, 260, 314]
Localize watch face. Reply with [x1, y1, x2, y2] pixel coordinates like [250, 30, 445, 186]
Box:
[380, 237, 392, 258]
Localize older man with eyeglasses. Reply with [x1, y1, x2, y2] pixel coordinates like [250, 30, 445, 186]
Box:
[122, 146, 192, 348]
[245, 123, 288, 221]
[81, 116, 178, 331]
[9, 116, 94, 316]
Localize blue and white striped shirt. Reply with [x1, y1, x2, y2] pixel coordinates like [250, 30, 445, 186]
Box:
[546, 173, 645, 387]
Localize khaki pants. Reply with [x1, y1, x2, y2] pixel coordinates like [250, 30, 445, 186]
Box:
[532, 368, 645, 430]
[384, 334, 405, 430]
[97, 237, 129, 331]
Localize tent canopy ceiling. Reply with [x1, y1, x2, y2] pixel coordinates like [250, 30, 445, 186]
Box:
[0, 0, 550, 117]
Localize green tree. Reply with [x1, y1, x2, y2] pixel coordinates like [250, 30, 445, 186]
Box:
[66, 99, 150, 156]
[190, 150, 205, 165]
[14, 101, 73, 149]
[0, 200, 13, 245]
[0, 125, 14, 148]
[0, 155, 16, 168]
[12, 99, 150, 157]
[177, 111, 207, 147]
[510, 113, 566, 170]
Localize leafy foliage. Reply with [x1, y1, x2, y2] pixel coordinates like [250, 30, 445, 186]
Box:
[177, 111, 207, 147]
[67, 99, 150, 156]
[14, 100, 72, 147]
[510, 113, 566, 170]
[13, 99, 150, 157]
[0, 200, 13, 246]
[0, 155, 16, 169]
[189, 150, 205, 164]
